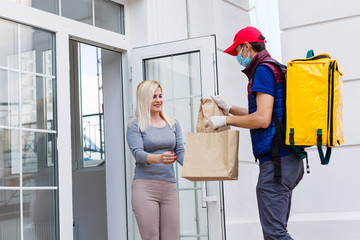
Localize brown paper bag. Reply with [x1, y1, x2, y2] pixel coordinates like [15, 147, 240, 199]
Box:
[181, 130, 239, 181]
[182, 98, 239, 181]
[196, 98, 230, 133]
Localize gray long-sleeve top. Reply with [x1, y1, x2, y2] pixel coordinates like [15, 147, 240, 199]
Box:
[126, 118, 185, 183]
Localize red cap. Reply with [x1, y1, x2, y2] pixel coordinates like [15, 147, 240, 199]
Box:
[224, 26, 265, 56]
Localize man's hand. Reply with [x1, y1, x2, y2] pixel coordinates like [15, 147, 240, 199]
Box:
[205, 116, 227, 129]
[211, 95, 231, 113]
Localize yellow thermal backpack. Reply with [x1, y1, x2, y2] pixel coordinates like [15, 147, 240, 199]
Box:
[263, 50, 344, 171]
[286, 51, 344, 165]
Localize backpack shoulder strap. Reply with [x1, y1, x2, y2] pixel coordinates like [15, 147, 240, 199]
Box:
[252, 60, 287, 79]
[261, 60, 287, 71]
[271, 111, 285, 183]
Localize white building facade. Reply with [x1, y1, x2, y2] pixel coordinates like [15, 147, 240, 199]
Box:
[0, 0, 358, 240]
[277, 1, 360, 239]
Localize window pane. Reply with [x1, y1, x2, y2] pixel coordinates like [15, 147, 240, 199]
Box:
[0, 129, 20, 187]
[145, 58, 174, 99]
[172, 53, 201, 99]
[80, 45, 103, 116]
[23, 190, 56, 240]
[79, 44, 105, 168]
[95, 0, 124, 34]
[0, 18, 18, 69]
[179, 189, 208, 237]
[82, 114, 104, 167]
[20, 24, 55, 75]
[164, 97, 200, 141]
[22, 132, 56, 186]
[144, 53, 202, 135]
[145, 52, 202, 100]
[20, 25, 55, 75]
[62, 0, 93, 25]
[0, 190, 21, 240]
[46, 77, 55, 130]
[21, 74, 55, 130]
[22, 0, 59, 14]
[0, 70, 20, 127]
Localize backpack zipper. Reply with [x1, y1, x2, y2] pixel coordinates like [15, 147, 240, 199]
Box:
[292, 54, 330, 62]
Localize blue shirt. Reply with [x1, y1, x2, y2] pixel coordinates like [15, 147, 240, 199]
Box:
[252, 65, 291, 163]
[126, 118, 185, 182]
[253, 65, 276, 97]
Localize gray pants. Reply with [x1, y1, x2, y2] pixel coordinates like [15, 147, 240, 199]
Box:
[256, 153, 304, 240]
[132, 179, 180, 240]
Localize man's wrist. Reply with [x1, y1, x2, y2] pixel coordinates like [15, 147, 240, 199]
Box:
[227, 106, 232, 113]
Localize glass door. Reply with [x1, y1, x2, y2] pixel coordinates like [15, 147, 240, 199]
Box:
[132, 35, 225, 240]
[69, 40, 127, 240]
[0, 18, 58, 240]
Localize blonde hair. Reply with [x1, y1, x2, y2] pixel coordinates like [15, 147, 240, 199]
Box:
[129, 80, 174, 131]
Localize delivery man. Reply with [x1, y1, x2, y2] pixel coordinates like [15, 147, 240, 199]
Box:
[206, 26, 304, 240]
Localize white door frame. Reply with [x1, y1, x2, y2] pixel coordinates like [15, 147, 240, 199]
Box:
[0, 1, 130, 240]
[131, 35, 226, 240]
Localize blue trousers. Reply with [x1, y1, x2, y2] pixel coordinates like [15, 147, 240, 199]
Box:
[256, 153, 304, 240]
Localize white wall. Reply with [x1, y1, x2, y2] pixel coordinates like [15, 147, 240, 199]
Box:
[278, 0, 360, 239]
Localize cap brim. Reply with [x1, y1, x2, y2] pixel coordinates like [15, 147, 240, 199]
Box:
[224, 43, 238, 56]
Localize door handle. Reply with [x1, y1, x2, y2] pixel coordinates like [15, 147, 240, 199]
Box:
[201, 182, 217, 208]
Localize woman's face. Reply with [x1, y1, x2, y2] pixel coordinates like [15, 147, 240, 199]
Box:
[151, 87, 163, 114]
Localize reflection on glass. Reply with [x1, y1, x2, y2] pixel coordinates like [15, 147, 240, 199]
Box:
[0, 18, 58, 240]
[95, 0, 124, 34]
[79, 44, 105, 167]
[145, 58, 174, 99]
[21, 74, 55, 130]
[23, 190, 56, 240]
[145, 52, 202, 134]
[144, 52, 207, 239]
[0, 190, 21, 240]
[22, 0, 59, 14]
[61, 0, 93, 25]
[8, 0, 125, 34]
[172, 53, 201, 99]
[43, 50, 54, 77]
[0, 129, 20, 187]
[22, 131, 55, 186]
[163, 97, 201, 141]
[0, 19, 18, 69]
[20, 24, 55, 75]
[145, 52, 202, 99]
[0, 70, 20, 127]
[46, 77, 55, 130]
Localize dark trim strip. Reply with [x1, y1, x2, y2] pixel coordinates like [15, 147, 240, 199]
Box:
[292, 54, 330, 62]
[327, 61, 332, 146]
[329, 61, 335, 146]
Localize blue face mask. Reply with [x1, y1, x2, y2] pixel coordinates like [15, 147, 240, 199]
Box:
[236, 46, 251, 67]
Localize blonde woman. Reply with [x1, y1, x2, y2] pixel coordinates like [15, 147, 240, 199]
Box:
[126, 80, 184, 240]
